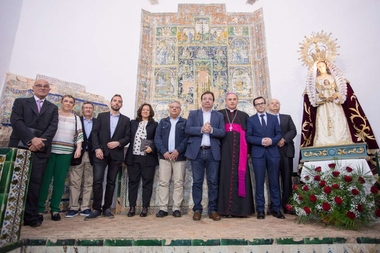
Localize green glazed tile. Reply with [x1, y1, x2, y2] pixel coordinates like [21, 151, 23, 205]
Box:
[164, 239, 192, 246]
[221, 239, 248, 245]
[0, 161, 13, 193]
[104, 239, 133, 246]
[23, 239, 47, 246]
[332, 237, 346, 244]
[133, 239, 163, 246]
[276, 238, 304, 245]
[46, 239, 76, 246]
[304, 238, 334, 244]
[357, 237, 380, 244]
[0, 240, 23, 252]
[248, 238, 274, 245]
[192, 239, 220, 246]
[77, 239, 103, 246]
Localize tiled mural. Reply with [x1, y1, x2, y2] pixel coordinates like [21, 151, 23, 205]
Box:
[136, 4, 270, 119]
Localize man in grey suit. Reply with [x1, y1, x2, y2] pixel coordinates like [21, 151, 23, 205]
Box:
[9, 79, 58, 227]
[268, 98, 297, 215]
[185, 91, 225, 221]
[85, 94, 131, 220]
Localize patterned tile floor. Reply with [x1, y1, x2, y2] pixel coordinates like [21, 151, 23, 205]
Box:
[20, 211, 380, 243]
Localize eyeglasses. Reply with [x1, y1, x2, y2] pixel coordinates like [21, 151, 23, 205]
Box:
[255, 102, 266, 106]
[34, 84, 50, 89]
[169, 106, 180, 109]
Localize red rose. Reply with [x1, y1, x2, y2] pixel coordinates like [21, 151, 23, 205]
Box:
[315, 166, 322, 172]
[358, 177, 365, 184]
[322, 202, 331, 211]
[303, 206, 311, 214]
[346, 211, 356, 220]
[375, 209, 380, 217]
[332, 183, 339, 189]
[298, 194, 303, 200]
[334, 196, 343, 205]
[371, 186, 379, 194]
[304, 175, 310, 181]
[344, 175, 353, 182]
[323, 186, 332, 194]
[314, 175, 321, 181]
[302, 185, 309, 191]
[332, 171, 340, 177]
[346, 166, 353, 172]
[319, 180, 326, 187]
[285, 204, 292, 211]
[292, 184, 298, 190]
[328, 163, 336, 169]
[357, 204, 363, 212]
[309, 194, 317, 202]
[351, 189, 359, 195]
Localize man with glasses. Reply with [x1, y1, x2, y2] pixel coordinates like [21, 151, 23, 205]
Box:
[246, 96, 284, 220]
[154, 101, 188, 218]
[185, 91, 225, 221]
[9, 79, 58, 227]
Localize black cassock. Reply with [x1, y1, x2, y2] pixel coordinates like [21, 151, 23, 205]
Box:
[217, 109, 255, 217]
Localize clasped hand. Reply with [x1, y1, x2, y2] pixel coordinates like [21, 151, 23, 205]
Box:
[202, 122, 212, 134]
[29, 137, 46, 152]
[163, 150, 179, 161]
[262, 137, 272, 147]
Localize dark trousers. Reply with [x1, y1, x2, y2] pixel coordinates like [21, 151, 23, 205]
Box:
[127, 155, 156, 207]
[252, 150, 281, 212]
[92, 155, 122, 211]
[279, 148, 293, 209]
[24, 155, 48, 222]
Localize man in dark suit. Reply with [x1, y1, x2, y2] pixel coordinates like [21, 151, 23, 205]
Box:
[246, 96, 284, 219]
[66, 101, 97, 218]
[185, 91, 225, 221]
[8, 79, 58, 227]
[268, 98, 297, 215]
[85, 94, 131, 220]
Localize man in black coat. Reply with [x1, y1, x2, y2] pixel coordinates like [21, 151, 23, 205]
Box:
[85, 94, 131, 220]
[268, 98, 297, 215]
[8, 79, 58, 227]
[66, 101, 97, 218]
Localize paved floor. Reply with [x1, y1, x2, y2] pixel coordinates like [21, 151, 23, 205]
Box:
[20, 211, 380, 242]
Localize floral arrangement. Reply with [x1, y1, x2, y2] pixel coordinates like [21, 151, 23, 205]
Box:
[287, 162, 380, 229]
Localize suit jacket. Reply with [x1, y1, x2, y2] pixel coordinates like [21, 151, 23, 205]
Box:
[92, 112, 131, 161]
[125, 120, 159, 167]
[8, 96, 58, 158]
[80, 116, 97, 165]
[154, 116, 189, 161]
[279, 114, 297, 158]
[246, 113, 282, 158]
[185, 109, 226, 161]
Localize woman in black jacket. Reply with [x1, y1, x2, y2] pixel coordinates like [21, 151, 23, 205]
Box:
[125, 103, 158, 217]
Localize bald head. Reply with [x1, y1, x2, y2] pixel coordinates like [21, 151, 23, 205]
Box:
[268, 98, 281, 114]
[33, 79, 51, 99]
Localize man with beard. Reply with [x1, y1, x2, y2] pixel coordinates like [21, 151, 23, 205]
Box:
[217, 92, 254, 217]
[85, 94, 131, 220]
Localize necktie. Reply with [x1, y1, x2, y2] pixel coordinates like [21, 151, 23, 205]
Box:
[260, 114, 266, 130]
[37, 100, 42, 113]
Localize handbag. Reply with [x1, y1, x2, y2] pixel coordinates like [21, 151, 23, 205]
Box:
[140, 139, 153, 151]
[18, 127, 47, 153]
[71, 115, 83, 166]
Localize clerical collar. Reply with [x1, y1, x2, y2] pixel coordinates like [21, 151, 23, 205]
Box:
[227, 108, 236, 113]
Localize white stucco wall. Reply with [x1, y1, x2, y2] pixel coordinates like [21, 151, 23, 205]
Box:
[5, 0, 380, 149]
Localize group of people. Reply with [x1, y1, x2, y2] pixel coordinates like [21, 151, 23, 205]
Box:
[9, 79, 297, 228]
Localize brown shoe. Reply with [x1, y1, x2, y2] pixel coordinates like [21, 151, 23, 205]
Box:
[209, 211, 221, 221]
[192, 210, 201, 221]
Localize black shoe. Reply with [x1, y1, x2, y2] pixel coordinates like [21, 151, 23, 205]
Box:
[50, 211, 61, 221]
[173, 210, 181, 218]
[156, 210, 168, 218]
[103, 208, 114, 219]
[24, 219, 42, 227]
[272, 210, 285, 219]
[127, 207, 135, 217]
[257, 211, 265, 219]
[38, 214, 44, 222]
[284, 209, 297, 215]
[84, 209, 101, 220]
[140, 207, 148, 217]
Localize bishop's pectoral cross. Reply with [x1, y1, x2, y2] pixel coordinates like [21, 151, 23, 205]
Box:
[229, 124, 233, 132]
